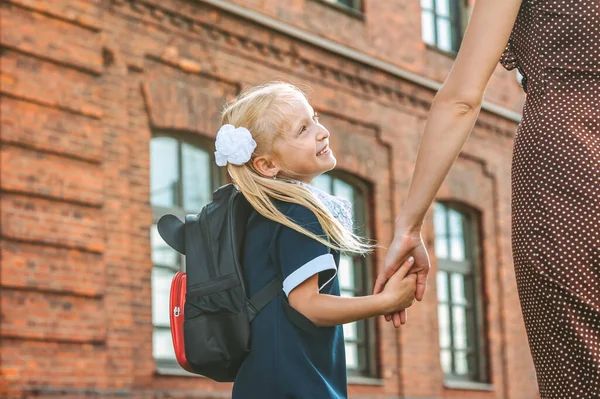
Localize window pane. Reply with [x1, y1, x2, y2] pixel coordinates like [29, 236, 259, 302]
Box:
[455, 351, 469, 375]
[339, 255, 355, 290]
[450, 236, 466, 261]
[435, 238, 449, 260]
[434, 203, 447, 236]
[152, 267, 175, 326]
[343, 322, 358, 340]
[437, 271, 449, 302]
[313, 174, 332, 193]
[421, 10, 436, 46]
[421, 0, 433, 9]
[434, 203, 449, 259]
[345, 343, 359, 369]
[450, 273, 467, 305]
[440, 349, 452, 374]
[452, 306, 468, 350]
[153, 329, 176, 360]
[448, 209, 464, 238]
[436, 18, 453, 52]
[435, 0, 451, 17]
[151, 224, 179, 268]
[182, 143, 212, 211]
[333, 179, 354, 204]
[449, 209, 466, 261]
[150, 137, 179, 208]
[437, 304, 451, 348]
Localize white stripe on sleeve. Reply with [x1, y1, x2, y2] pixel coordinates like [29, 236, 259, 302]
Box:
[282, 254, 337, 297]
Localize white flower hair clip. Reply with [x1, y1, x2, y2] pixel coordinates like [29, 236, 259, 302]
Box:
[214, 124, 257, 167]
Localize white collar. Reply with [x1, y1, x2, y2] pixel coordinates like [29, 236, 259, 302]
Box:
[285, 179, 354, 233]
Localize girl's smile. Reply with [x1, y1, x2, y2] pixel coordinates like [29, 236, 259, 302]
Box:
[317, 146, 330, 156]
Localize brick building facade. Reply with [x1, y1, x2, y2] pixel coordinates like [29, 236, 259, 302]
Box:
[0, 0, 539, 398]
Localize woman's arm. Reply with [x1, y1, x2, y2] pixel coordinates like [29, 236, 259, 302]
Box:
[374, 0, 524, 328]
[289, 257, 417, 327]
[400, 0, 523, 231]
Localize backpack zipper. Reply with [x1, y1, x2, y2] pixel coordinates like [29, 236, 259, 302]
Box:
[172, 271, 185, 318]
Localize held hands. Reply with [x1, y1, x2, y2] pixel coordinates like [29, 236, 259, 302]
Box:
[373, 226, 431, 328]
[379, 257, 417, 314]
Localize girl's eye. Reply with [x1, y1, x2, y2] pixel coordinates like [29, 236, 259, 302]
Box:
[299, 126, 307, 134]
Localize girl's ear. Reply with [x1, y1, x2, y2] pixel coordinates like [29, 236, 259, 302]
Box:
[253, 155, 280, 178]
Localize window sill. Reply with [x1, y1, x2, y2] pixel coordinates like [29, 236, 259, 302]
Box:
[311, 0, 365, 20]
[444, 379, 494, 391]
[348, 376, 384, 386]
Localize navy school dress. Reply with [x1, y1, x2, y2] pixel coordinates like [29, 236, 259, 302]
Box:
[232, 201, 347, 399]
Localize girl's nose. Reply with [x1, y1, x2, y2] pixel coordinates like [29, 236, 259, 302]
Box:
[317, 126, 330, 140]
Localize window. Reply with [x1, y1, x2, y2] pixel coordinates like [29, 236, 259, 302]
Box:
[150, 134, 223, 369]
[313, 173, 376, 378]
[434, 202, 487, 382]
[321, 0, 362, 12]
[421, 0, 468, 53]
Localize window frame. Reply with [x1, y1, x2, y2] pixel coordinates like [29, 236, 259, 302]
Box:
[434, 201, 489, 384]
[316, 171, 378, 379]
[150, 131, 225, 372]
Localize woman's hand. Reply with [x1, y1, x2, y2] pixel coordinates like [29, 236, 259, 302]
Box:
[380, 258, 418, 314]
[374, 225, 431, 327]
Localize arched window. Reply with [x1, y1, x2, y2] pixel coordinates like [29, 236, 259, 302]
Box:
[434, 202, 488, 383]
[150, 134, 223, 369]
[149, 144, 377, 376]
[313, 172, 377, 378]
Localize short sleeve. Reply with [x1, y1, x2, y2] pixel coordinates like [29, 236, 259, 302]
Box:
[276, 205, 337, 297]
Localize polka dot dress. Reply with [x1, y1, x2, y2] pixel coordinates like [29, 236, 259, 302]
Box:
[499, 0, 600, 397]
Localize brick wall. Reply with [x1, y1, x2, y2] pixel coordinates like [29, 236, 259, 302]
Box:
[0, 0, 537, 398]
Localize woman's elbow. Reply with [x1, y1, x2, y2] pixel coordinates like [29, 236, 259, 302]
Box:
[434, 88, 483, 114]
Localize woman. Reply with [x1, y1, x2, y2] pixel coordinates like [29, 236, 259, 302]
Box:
[373, 0, 599, 396]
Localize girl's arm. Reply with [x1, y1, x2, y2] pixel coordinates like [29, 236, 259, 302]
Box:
[374, 0, 524, 328]
[289, 257, 417, 327]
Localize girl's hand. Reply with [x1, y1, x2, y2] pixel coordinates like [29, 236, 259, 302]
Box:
[380, 258, 418, 314]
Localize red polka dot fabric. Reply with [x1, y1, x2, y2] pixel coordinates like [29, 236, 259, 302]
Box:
[500, 0, 600, 397]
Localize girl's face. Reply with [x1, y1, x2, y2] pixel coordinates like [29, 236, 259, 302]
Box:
[273, 95, 336, 183]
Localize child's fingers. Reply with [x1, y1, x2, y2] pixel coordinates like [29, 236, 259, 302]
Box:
[385, 314, 392, 322]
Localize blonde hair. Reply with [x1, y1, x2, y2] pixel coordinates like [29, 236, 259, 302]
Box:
[221, 82, 374, 255]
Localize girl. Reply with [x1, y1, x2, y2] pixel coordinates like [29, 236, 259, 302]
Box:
[213, 82, 417, 399]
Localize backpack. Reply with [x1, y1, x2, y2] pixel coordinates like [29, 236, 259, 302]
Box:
[157, 184, 283, 381]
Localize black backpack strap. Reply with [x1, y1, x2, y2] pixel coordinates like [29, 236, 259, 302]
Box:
[263, 221, 326, 336]
[185, 213, 203, 272]
[247, 277, 282, 322]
